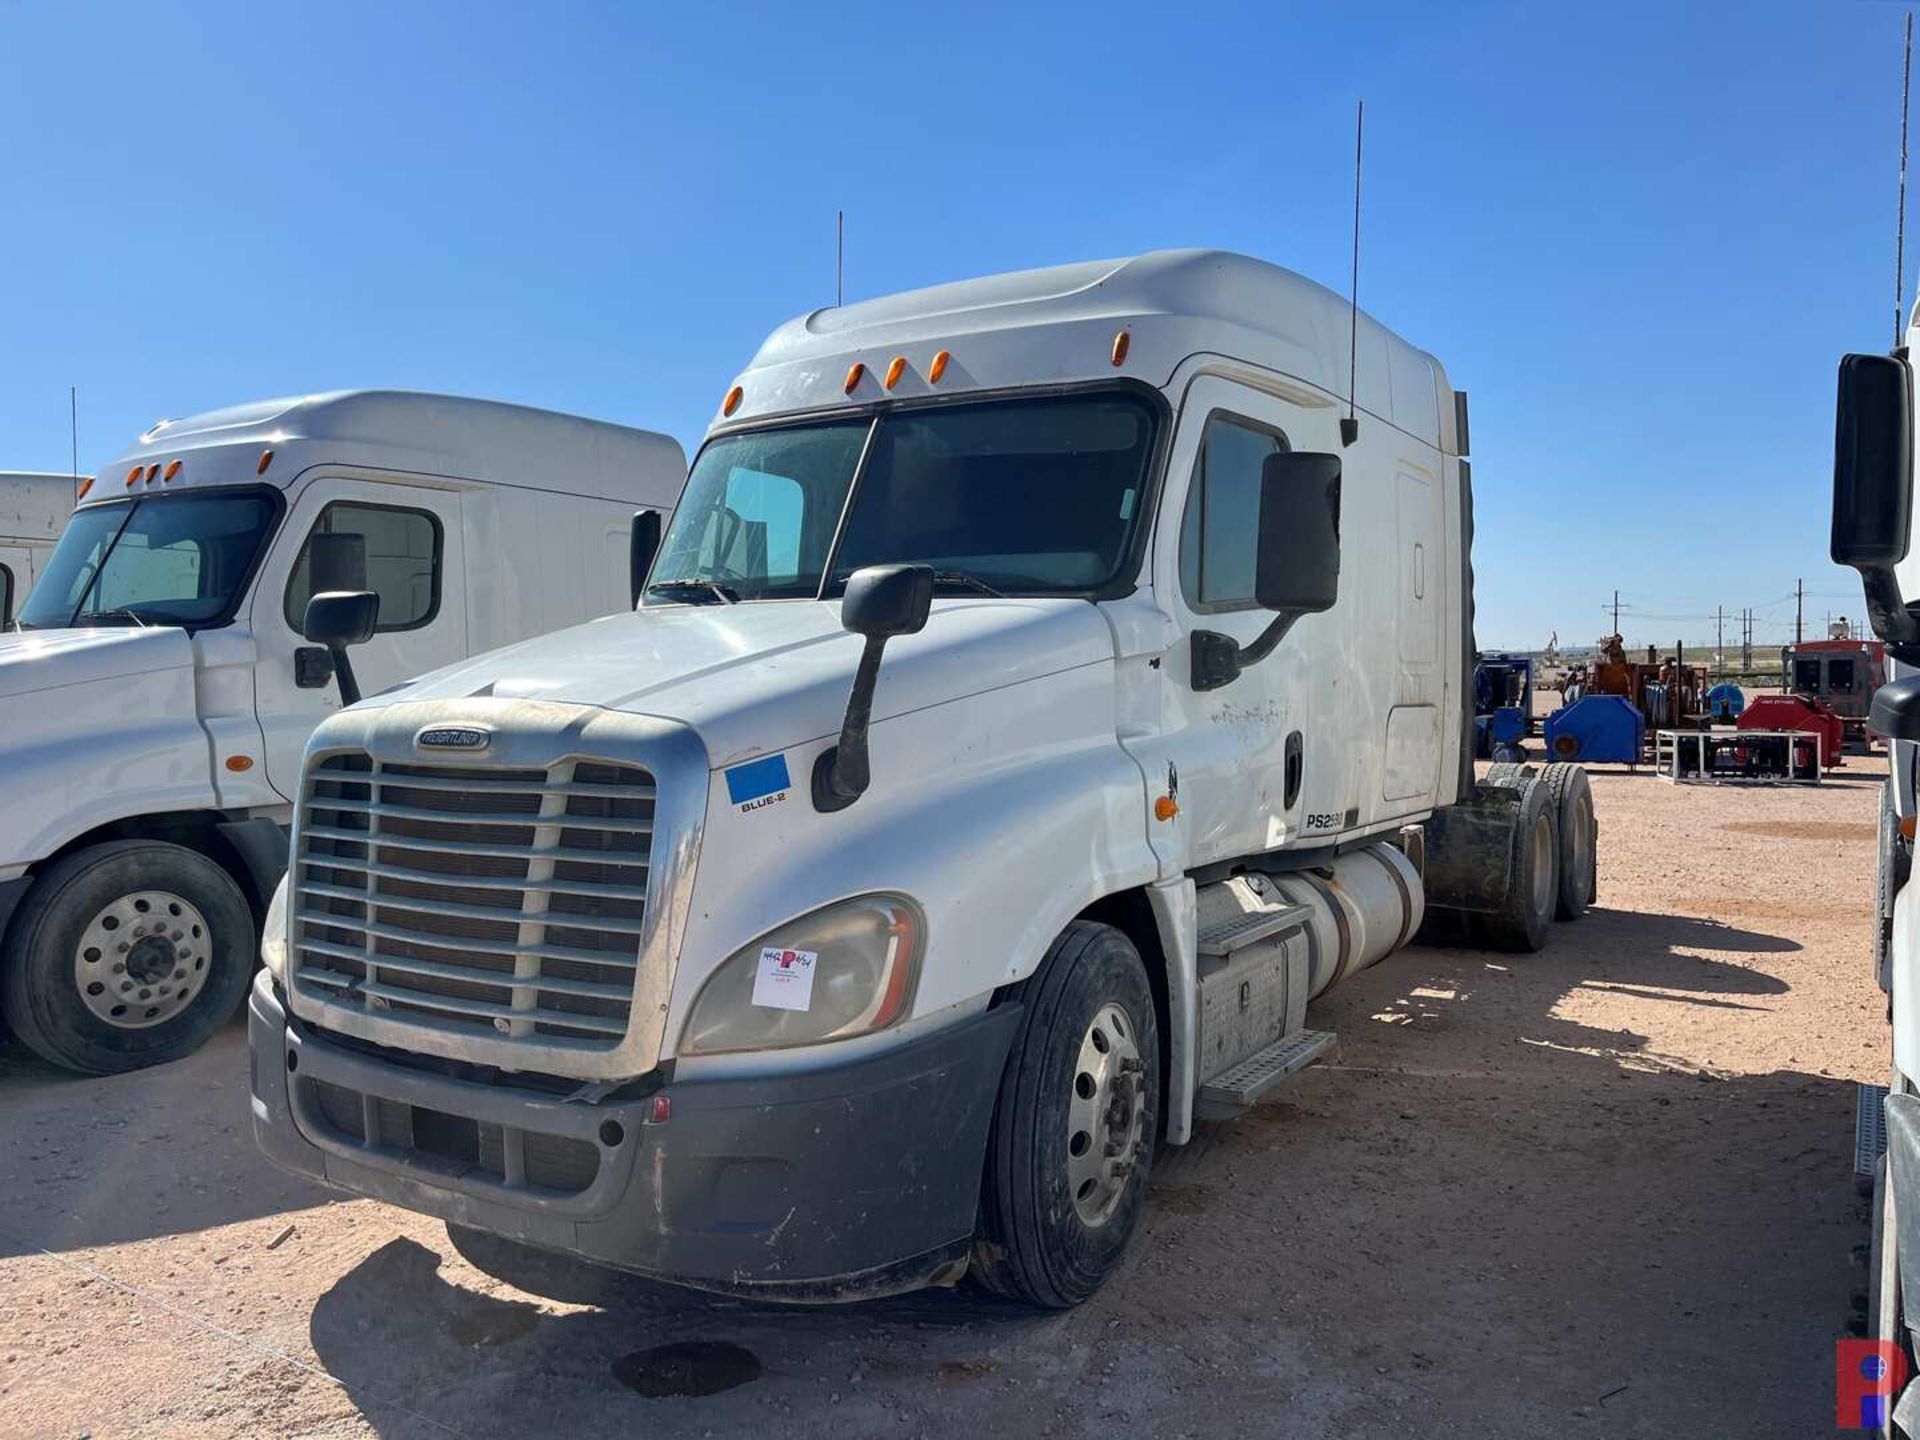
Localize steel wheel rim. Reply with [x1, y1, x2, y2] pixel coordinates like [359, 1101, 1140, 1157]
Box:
[1568, 792, 1594, 893]
[1065, 1000, 1146, 1228]
[72, 890, 213, 1030]
[1529, 812, 1555, 917]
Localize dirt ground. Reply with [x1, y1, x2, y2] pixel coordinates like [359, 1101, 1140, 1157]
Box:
[0, 759, 1890, 1439]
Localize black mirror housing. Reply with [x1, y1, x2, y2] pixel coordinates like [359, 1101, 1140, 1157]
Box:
[630, 509, 662, 606]
[302, 590, 380, 649]
[1833, 352, 1913, 571]
[1254, 452, 1342, 614]
[841, 563, 934, 638]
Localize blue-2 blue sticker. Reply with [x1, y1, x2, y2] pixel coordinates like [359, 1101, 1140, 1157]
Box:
[725, 753, 791, 809]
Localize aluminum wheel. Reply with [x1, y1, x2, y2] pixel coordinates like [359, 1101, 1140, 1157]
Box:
[72, 890, 213, 1030]
[1528, 810, 1556, 919]
[1065, 1000, 1146, 1228]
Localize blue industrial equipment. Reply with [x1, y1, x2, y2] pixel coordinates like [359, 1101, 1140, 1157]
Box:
[1543, 694, 1645, 765]
[1705, 682, 1745, 721]
[1473, 653, 1534, 762]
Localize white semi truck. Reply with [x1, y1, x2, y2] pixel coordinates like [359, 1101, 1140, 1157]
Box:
[0, 391, 685, 1076]
[249, 252, 1595, 1307]
[0, 471, 81, 621]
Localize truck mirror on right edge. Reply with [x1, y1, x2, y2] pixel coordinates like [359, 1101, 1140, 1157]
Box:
[1255, 451, 1341, 614]
[1832, 352, 1913, 572]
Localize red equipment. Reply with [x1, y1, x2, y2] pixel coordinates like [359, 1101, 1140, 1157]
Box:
[1737, 694, 1846, 767]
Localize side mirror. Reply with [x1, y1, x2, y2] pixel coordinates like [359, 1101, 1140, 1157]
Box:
[630, 509, 662, 606]
[1833, 353, 1920, 658]
[1254, 451, 1342, 614]
[301, 590, 380, 705]
[813, 564, 934, 812]
[1192, 452, 1342, 691]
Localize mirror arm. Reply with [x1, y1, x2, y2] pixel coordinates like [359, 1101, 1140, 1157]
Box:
[1861, 566, 1920, 663]
[1191, 613, 1303, 692]
[329, 646, 362, 706]
[812, 634, 889, 812]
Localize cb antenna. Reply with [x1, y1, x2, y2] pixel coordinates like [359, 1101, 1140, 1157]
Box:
[69, 386, 79, 502]
[1341, 99, 1363, 448]
[1899, 15, 1914, 347]
[836, 209, 844, 308]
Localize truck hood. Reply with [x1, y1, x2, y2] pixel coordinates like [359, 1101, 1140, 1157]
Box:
[0, 626, 195, 700]
[363, 597, 1117, 768]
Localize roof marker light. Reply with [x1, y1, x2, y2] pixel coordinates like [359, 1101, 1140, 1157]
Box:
[125, 466, 142, 487]
[884, 356, 908, 390]
[257, 449, 275, 475]
[928, 349, 951, 384]
[1111, 329, 1131, 367]
[145, 464, 161, 483]
[75, 477, 94, 500]
[722, 384, 743, 418]
[844, 362, 866, 394]
[163, 460, 182, 482]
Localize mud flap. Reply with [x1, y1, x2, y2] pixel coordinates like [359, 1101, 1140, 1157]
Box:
[1419, 781, 1525, 918]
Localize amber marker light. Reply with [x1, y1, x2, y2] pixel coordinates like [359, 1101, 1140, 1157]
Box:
[257, 449, 275, 475]
[844, 362, 866, 394]
[1111, 329, 1131, 367]
[163, 460, 182, 481]
[928, 349, 952, 384]
[144, 464, 161, 483]
[1154, 794, 1179, 822]
[75, 477, 94, 500]
[225, 755, 255, 773]
[884, 356, 908, 390]
[125, 466, 142, 487]
[722, 385, 743, 417]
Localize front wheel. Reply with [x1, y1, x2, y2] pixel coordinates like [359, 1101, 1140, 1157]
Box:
[1, 840, 257, 1074]
[973, 921, 1160, 1308]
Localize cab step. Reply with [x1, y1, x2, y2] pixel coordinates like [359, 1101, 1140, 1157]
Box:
[1858, 1082, 1890, 1178]
[1196, 902, 1309, 958]
[1195, 1028, 1336, 1118]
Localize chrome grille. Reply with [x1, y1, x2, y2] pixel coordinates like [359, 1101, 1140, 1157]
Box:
[290, 753, 655, 1048]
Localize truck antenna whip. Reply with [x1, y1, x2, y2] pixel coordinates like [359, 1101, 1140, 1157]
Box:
[837, 209, 845, 308]
[69, 385, 78, 502]
[1899, 12, 1912, 348]
[1342, 99, 1363, 447]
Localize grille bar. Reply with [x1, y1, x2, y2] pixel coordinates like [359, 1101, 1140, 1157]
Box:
[291, 751, 655, 1047]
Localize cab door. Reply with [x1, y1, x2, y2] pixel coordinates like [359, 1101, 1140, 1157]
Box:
[1146, 375, 1341, 869]
[251, 475, 467, 800]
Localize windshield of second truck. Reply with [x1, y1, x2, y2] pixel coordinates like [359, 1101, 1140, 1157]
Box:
[646, 391, 1159, 602]
[15, 490, 279, 630]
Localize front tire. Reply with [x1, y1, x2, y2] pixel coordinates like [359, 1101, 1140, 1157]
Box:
[1, 840, 256, 1075]
[974, 921, 1159, 1308]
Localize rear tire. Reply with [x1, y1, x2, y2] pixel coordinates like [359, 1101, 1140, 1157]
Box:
[1477, 779, 1559, 953]
[973, 921, 1159, 1308]
[1, 840, 255, 1075]
[1539, 763, 1597, 921]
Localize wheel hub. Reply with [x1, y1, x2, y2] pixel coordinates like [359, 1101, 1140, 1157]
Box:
[1066, 1001, 1147, 1227]
[72, 890, 213, 1030]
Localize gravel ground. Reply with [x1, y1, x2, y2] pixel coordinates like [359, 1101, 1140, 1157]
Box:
[0, 758, 1888, 1438]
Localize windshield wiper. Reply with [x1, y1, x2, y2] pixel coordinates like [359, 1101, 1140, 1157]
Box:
[81, 608, 154, 629]
[648, 579, 740, 605]
[930, 570, 1006, 598]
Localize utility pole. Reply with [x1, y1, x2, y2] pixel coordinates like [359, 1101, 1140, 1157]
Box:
[1611, 589, 1620, 637]
[1795, 578, 1804, 645]
[1741, 608, 1753, 671]
[1716, 605, 1725, 677]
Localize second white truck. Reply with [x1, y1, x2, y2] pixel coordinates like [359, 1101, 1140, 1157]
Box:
[0, 391, 685, 1075]
[0, 470, 80, 622]
[249, 252, 1593, 1307]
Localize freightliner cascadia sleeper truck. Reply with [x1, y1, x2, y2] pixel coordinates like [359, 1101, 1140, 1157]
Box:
[249, 253, 1594, 1306]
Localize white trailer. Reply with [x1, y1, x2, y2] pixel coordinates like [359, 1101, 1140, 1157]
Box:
[249, 253, 1593, 1307]
[0, 471, 80, 620]
[0, 390, 685, 1076]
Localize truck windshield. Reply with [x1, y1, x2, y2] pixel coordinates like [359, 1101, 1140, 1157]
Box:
[647, 391, 1159, 602]
[16, 490, 279, 630]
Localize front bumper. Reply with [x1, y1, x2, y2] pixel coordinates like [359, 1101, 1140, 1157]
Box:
[249, 972, 1020, 1300]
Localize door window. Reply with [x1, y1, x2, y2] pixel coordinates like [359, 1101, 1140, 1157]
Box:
[0, 563, 12, 627]
[284, 502, 442, 633]
[1178, 413, 1290, 611]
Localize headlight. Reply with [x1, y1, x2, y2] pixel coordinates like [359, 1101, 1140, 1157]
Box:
[260, 874, 290, 983]
[679, 893, 924, 1056]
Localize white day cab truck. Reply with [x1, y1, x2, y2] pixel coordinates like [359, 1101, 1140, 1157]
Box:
[0, 391, 685, 1076]
[0, 471, 80, 622]
[1830, 330, 1920, 1437]
[249, 252, 1598, 1307]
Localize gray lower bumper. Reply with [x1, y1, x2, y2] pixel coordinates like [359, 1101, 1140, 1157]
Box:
[248, 973, 1020, 1300]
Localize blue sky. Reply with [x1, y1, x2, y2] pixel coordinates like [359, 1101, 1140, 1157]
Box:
[0, 1, 1900, 647]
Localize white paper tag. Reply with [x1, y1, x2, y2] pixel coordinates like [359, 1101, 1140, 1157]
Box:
[751, 946, 817, 1011]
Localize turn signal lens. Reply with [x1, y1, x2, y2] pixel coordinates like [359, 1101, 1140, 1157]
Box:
[1111, 329, 1131, 367]
[225, 755, 254, 773]
[844, 362, 866, 394]
[1154, 794, 1179, 822]
[722, 384, 743, 417]
[884, 356, 907, 390]
[928, 349, 951, 383]
[1904, 816, 1917, 842]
